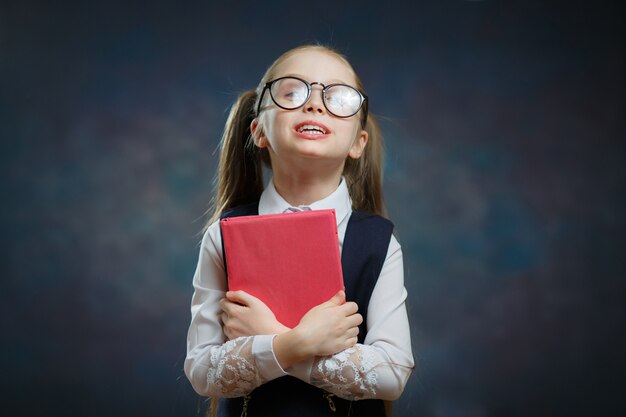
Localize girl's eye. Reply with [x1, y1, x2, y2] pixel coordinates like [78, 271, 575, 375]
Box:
[326, 87, 362, 114]
[272, 79, 309, 105]
[282, 88, 307, 103]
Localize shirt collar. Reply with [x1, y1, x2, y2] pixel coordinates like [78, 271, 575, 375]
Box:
[258, 177, 352, 226]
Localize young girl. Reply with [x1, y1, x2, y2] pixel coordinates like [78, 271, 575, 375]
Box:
[185, 44, 414, 417]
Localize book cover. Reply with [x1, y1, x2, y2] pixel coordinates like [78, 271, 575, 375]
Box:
[220, 209, 344, 328]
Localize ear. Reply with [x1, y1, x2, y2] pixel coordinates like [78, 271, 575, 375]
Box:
[348, 129, 368, 159]
[250, 118, 268, 148]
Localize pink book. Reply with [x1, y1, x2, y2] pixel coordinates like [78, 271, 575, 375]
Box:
[220, 209, 344, 328]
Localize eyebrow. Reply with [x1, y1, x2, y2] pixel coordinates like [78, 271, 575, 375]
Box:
[281, 73, 350, 85]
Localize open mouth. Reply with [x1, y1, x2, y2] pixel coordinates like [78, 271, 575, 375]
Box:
[294, 121, 330, 136]
[297, 125, 328, 134]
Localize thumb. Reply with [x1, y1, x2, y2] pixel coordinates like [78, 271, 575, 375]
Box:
[325, 290, 345, 306]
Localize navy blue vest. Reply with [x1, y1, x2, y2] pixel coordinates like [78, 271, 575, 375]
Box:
[218, 202, 393, 417]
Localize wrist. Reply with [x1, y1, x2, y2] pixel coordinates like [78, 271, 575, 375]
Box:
[274, 322, 291, 335]
[273, 327, 314, 369]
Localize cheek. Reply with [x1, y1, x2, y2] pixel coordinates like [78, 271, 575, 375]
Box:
[271, 113, 294, 136]
[338, 121, 361, 145]
[259, 112, 278, 139]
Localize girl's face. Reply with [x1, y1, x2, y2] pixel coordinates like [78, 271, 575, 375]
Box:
[251, 50, 367, 169]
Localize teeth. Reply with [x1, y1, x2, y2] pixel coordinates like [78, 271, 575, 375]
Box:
[297, 124, 326, 134]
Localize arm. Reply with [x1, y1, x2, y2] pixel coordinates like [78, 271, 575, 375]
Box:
[184, 223, 288, 397]
[220, 289, 364, 371]
[292, 235, 415, 401]
[219, 235, 415, 400]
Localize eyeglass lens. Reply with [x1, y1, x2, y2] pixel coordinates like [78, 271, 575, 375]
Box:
[269, 78, 363, 117]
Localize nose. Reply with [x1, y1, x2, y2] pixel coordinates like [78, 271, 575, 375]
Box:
[303, 82, 325, 115]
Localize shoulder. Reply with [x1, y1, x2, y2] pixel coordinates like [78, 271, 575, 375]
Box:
[348, 211, 402, 256]
[202, 201, 259, 256]
[348, 211, 394, 234]
[220, 201, 259, 219]
[344, 211, 396, 256]
[200, 219, 223, 254]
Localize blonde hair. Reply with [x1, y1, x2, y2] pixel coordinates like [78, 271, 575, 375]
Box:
[205, 44, 386, 230]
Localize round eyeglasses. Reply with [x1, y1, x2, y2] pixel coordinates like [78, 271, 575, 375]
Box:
[257, 76, 368, 124]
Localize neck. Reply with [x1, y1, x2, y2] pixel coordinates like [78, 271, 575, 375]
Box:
[270, 160, 345, 206]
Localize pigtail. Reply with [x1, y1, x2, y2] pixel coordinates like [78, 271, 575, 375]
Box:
[206, 89, 264, 229]
[344, 112, 387, 217]
[204, 94, 262, 417]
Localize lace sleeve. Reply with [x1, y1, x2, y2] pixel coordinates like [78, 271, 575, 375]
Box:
[195, 336, 268, 398]
[309, 344, 412, 401]
[186, 224, 289, 398]
[306, 234, 414, 401]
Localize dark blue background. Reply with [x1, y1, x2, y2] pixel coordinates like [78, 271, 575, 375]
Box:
[1, 1, 624, 416]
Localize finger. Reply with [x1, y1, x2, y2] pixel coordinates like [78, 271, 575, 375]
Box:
[220, 311, 229, 324]
[220, 299, 239, 315]
[343, 313, 363, 330]
[323, 290, 345, 307]
[346, 336, 358, 348]
[339, 301, 359, 316]
[347, 326, 359, 338]
[223, 322, 232, 340]
[220, 299, 238, 315]
[226, 290, 254, 306]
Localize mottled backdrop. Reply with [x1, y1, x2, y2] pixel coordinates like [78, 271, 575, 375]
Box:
[1, 1, 624, 416]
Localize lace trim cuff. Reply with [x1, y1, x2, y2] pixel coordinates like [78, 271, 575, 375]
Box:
[205, 337, 264, 397]
[310, 346, 378, 400]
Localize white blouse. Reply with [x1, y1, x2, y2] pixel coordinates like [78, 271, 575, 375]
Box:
[184, 179, 414, 401]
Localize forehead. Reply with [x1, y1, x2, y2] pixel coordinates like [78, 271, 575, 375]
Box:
[273, 50, 357, 85]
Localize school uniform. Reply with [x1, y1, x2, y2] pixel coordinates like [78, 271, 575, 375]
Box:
[185, 178, 414, 416]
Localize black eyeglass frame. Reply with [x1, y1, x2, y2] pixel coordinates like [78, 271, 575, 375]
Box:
[256, 76, 369, 126]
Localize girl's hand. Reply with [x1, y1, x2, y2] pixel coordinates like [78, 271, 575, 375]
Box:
[295, 290, 363, 357]
[220, 290, 290, 340]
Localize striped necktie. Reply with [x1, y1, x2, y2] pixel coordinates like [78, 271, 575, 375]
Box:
[284, 206, 312, 213]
